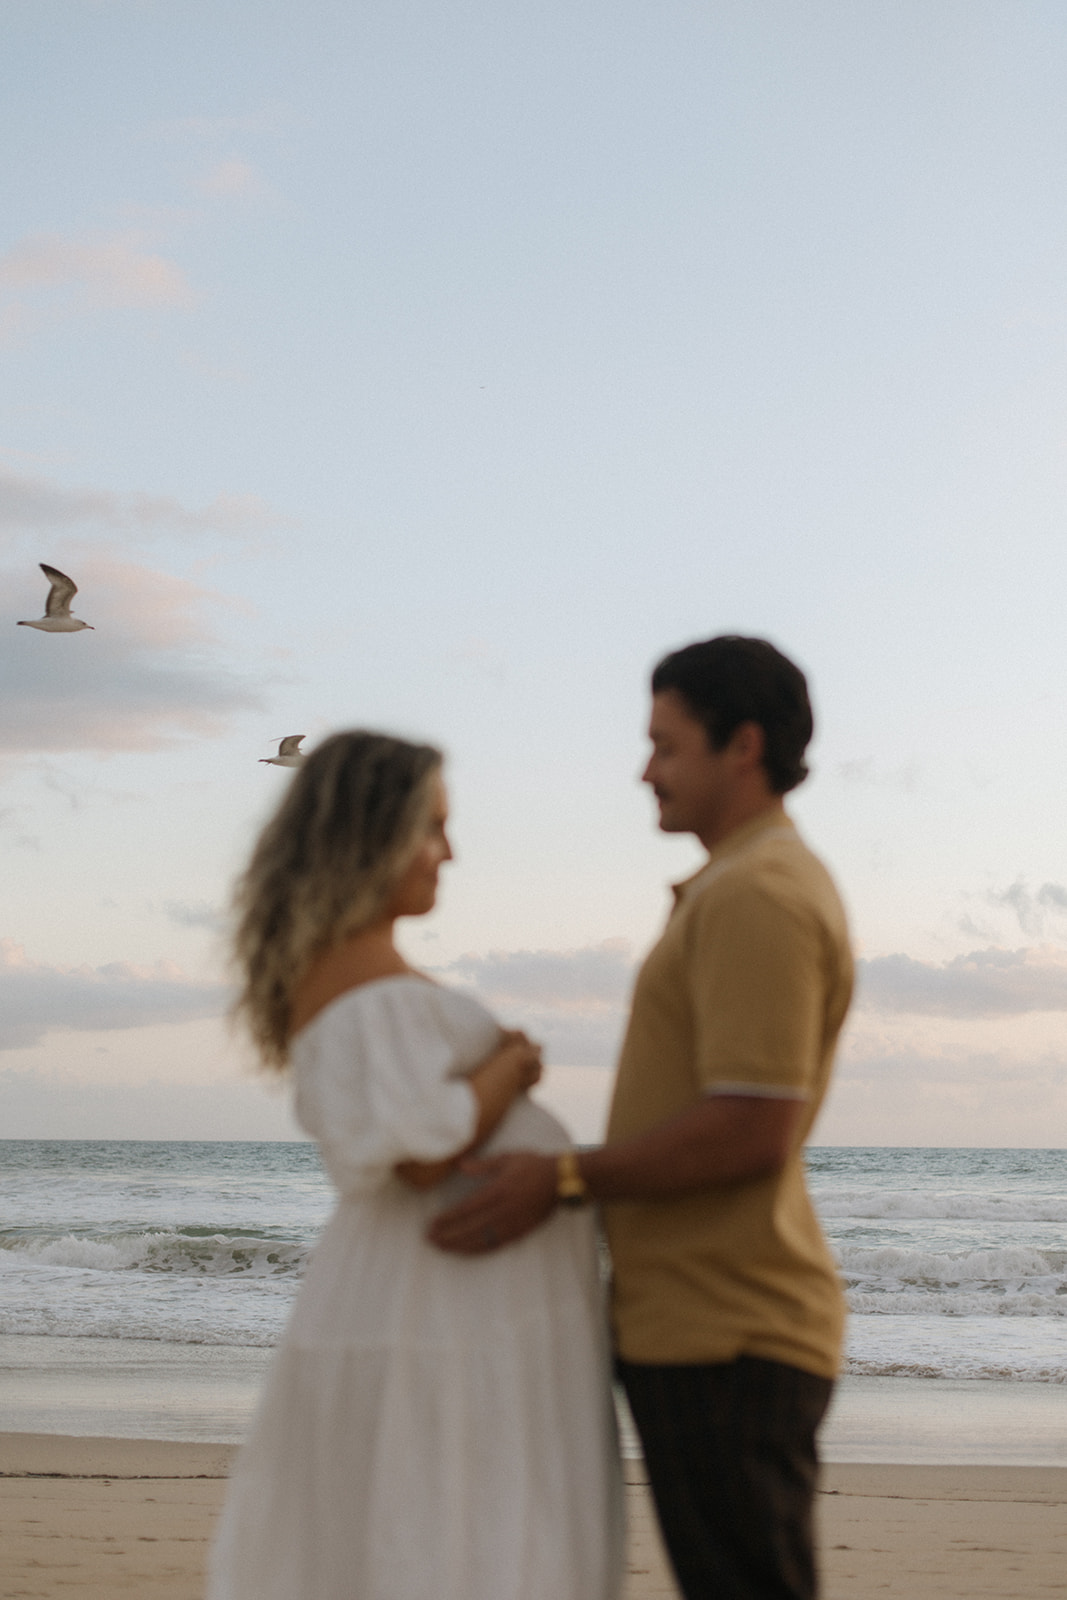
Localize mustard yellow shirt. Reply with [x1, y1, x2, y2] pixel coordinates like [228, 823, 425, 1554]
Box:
[604, 812, 853, 1379]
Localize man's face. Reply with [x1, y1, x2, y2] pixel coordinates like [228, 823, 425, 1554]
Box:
[642, 689, 733, 836]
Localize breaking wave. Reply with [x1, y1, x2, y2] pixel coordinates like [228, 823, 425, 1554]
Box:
[0, 1228, 309, 1278]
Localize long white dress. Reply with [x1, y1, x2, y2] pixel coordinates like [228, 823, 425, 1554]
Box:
[207, 976, 624, 1600]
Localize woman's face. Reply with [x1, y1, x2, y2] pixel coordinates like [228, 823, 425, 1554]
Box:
[386, 772, 453, 919]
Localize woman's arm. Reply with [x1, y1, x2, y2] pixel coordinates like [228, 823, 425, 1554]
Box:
[394, 1031, 542, 1190]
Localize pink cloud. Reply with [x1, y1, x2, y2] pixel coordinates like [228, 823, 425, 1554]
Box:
[194, 157, 260, 198]
[0, 938, 228, 1049]
[0, 229, 195, 339]
[857, 945, 1067, 1017]
[68, 555, 230, 647]
[1, 554, 266, 755]
[0, 470, 290, 539]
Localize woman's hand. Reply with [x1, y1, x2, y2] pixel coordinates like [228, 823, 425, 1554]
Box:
[393, 1029, 543, 1190]
[497, 1029, 543, 1092]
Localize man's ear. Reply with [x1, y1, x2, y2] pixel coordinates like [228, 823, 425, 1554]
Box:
[730, 720, 766, 772]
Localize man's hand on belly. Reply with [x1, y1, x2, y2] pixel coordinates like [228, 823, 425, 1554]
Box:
[428, 1151, 556, 1253]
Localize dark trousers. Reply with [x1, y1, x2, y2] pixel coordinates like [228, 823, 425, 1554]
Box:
[618, 1355, 833, 1600]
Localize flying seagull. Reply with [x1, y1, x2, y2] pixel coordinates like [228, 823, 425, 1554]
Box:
[260, 735, 306, 767]
[17, 564, 95, 632]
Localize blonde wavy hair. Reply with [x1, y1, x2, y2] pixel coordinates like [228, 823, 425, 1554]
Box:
[232, 730, 443, 1068]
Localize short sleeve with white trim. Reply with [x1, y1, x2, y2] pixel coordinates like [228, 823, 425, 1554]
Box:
[687, 866, 828, 1100]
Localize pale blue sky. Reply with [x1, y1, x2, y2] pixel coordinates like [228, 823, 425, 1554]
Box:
[4, 1, 1067, 1143]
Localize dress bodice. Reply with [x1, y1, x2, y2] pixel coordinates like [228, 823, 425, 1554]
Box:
[290, 976, 567, 1198]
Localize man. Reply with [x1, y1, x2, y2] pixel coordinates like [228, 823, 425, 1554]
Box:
[430, 636, 853, 1600]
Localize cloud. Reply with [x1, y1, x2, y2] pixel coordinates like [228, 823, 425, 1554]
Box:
[815, 1001, 1067, 1145]
[0, 231, 192, 306]
[839, 1039, 1067, 1089]
[0, 469, 287, 540]
[0, 1066, 301, 1140]
[438, 941, 634, 1065]
[193, 157, 261, 197]
[990, 880, 1039, 934]
[450, 638, 507, 681]
[164, 900, 226, 932]
[835, 758, 920, 790]
[818, 1034, 1067, 1147]
[155, 113, 274, 141]
[987, 878, 1067, 938]
[0, 939, 228, 1050]
[0, 229, 195, 340]
[33, 763, 142, 814]
[1, 555, 266, 754]
[857, 945, 1067, 1018]
[444, 940, 634, 1007]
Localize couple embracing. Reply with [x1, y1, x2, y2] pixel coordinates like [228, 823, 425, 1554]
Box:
[208, 635, 853, 1600]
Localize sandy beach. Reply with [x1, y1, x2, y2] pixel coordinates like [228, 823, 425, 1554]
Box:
[2, 1434, 1065, 1600]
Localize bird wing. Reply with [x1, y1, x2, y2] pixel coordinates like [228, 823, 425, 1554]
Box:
[40, 564, 78, 618]
[278, 735, 305, 757]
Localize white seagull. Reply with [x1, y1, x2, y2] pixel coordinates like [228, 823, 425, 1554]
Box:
[260, 735, 306, 767]
[17, 564, 95, 632]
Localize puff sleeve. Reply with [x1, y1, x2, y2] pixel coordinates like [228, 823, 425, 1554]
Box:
[292, 983, 480, 1196]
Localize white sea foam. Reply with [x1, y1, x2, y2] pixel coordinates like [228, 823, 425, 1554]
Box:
[0, 1230, 309, 1277]
[834, 1242, 1067, 1321]
[844, 1312, 1067, 1383]
[0, 1255, 293, 1345]
[845, 1354, 1067, 1383]
[837, 1242, 1064, 1281]
[0, 1299, 281, 1346]
[817, 1191, 1067, 1223]
[847, 1291, 1067, 1317]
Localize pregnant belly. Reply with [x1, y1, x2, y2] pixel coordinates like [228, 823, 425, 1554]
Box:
[309, 1093, 572, 1246]
[481, 1092, 571, 1156]
[291, 1093, 591, 1347]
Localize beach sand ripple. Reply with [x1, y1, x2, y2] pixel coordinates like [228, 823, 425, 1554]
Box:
[2, 1437, 1065, 1600]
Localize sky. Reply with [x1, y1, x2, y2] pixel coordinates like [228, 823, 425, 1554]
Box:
[4, 0, 1067, 1145]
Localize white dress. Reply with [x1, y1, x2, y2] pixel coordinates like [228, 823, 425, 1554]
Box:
[207, 977, 624, 1600]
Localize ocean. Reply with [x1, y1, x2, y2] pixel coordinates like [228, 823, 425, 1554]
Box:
[1, 1139, 1065, 1463]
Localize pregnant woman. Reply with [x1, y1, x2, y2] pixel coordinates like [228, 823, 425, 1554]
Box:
[207, 731, 623, 1600]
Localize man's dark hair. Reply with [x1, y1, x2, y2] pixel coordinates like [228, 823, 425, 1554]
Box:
[651, 636, 813, 794]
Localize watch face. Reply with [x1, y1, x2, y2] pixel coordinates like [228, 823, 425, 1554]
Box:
[555, 1151, 587, 1205]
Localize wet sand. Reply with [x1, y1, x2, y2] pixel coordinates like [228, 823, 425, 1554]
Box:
[1, 1434, 1065, 1599]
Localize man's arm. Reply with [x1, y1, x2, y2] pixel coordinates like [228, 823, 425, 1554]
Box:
[427, 1092, 804, 1254]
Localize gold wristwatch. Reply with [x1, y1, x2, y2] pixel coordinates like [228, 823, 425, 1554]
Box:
[555, 1150, 589, 1207]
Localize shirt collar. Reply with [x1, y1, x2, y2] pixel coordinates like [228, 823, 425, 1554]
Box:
[670, 810, 797, 907]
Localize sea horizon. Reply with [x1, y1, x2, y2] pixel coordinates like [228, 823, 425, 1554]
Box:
[4, 1136, 1064, 1147]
